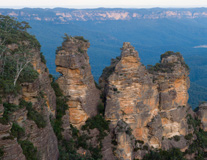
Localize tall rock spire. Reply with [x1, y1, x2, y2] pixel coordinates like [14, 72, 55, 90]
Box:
[55, 36, 100, 130]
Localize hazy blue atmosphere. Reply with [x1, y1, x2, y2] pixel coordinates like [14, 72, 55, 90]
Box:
[0, 7, 207, 109]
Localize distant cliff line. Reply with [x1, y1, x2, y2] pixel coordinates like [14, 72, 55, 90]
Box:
[0, 8, 207, 22]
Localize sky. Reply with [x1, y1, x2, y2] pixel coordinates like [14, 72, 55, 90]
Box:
[1, 0, 207, 9]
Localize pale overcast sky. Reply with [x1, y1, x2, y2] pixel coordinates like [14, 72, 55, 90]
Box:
[1, 0, 207, 9]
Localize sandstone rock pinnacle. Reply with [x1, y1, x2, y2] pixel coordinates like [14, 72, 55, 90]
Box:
[55, 36, 100, 130]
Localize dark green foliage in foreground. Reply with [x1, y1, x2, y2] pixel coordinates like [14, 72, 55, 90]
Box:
[11, 123, 25, 140]
[51, 81, 63, 97]
[187, 114, 201, 130]
[173, 135, 180, 142]
[0, 103, 23, 124]
[0, 148, 4, 158]
[97, 102, 105, 115]
[58, 139, 96, 160]
[143, 148, 186, 160]
[82, 114, 110, 141]
[185, 133, 193, 140]
[185, 115, 207, 159]
[20, 99, 46, 128]
[19, 140, 38, 160]
[50, 80, 67, 140]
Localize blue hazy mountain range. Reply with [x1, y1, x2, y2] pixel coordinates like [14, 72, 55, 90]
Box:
[0, 7, 207, 108]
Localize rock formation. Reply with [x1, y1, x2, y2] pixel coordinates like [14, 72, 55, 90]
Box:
[1, 17, 207, 159]
[0, 45, 59, 160]
[152, 51, 191, 140]
[21, 48, 59, 160]
[55, 36, 100, 130]
[197, 102, 207, 131]
[100, 43, 193, 159]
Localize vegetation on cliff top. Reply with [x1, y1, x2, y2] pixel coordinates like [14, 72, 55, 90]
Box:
[0, 15, 40, 95]
[147, 51, 189, 74]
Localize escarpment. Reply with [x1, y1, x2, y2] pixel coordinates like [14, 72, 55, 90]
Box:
[100, 43, 194, 159]
[22, 47, 59, 160]
[0, 16, 59, 159]
[0, 47, 59, 160]
[55, 36, 100, 130]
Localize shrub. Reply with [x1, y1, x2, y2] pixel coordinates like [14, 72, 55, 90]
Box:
[19, 140, 38, 160]
[78, 47, 84, 53]
[97, 102, 105, 115]
[88, 145, 102, 160]
[11, 123, 25, 140]
[81, 115, 109, 140]
[94, 81, 101, 90]
[74, 36, 89, 42]
[136, 140, 144, 145]
[126, 127, 132, 135]
[51, 81, 63, 97]
[20, 99, 46, 128]
[0, 148, 4, 158]
[18, 64, 39, 83]
[185, 133, 193, 140]
[143, 145, 149, 150]
[50, 78, 68, 141]
[76, 134, 89, 149]
[40, 52, 46, 64]
[173, 135, 180, 142]
[70, 124, 79, 138]
[0, 103, 23, 124]
[187, 114, 201, 130]
[143, 148, 185, 160]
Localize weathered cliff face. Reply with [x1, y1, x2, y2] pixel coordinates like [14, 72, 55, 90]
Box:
[100, 43, 159, 159]
[21, 48, 59, 160]
[55, 37, 100, 130]
[100, 43, 192, 159]
[0, 123, 26, 160]
[197, 102, 207, 131]
[0, 47, 59, 160]
[152, 52, 191, 139]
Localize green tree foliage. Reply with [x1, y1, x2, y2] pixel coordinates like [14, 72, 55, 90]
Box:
[11, 123, 25, 140]
[185, 114, 207, 159]
[0, 15, 39, 95]
[50, 79, 67, 140]
[20, 99, 47, 128]
[19, 140, 38, 160]
[82, 114, 109, 141]
[143, 148, 186, 160]
[0, 148, 4, 158]
[0, 103, 23, 124]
